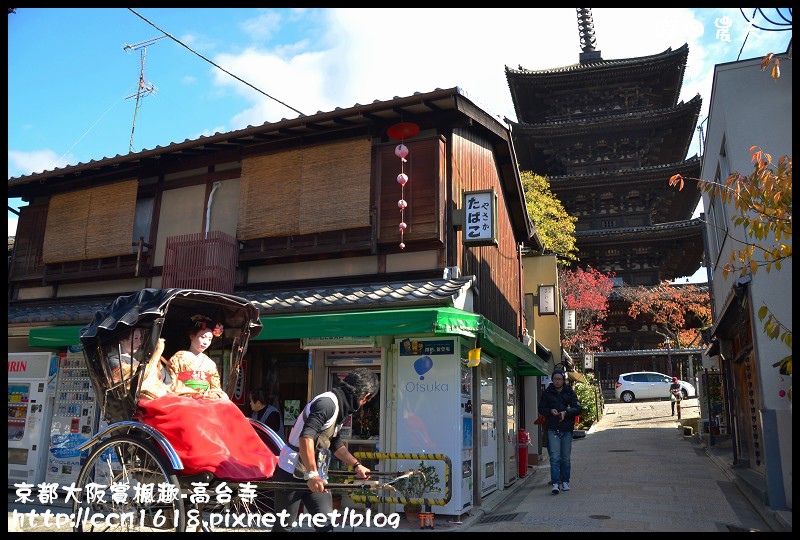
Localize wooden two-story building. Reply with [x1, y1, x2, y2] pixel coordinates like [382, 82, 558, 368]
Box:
[8, 87, 553, 514]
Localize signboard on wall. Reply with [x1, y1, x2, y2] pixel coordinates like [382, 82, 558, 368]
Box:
[564, 309, 576, 331]
[584, 353, 594, 370]
[302, 336, 375, 349]
[462, 189, 498, 246]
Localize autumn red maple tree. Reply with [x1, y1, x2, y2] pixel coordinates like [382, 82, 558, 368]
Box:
[558, 266, 615, 354]
[615, 282, 712, 349]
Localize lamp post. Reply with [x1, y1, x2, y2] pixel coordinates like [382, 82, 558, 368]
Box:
[655, 330, 673, 375]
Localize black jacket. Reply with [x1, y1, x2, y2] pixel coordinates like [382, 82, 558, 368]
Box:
[538, 383, 582, 432]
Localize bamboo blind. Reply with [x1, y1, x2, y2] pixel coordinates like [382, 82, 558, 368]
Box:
[42, 179, 138, 264]
[238, 138, 372, 241]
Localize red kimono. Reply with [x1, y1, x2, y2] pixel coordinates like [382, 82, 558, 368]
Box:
[135, 394, 279, 481]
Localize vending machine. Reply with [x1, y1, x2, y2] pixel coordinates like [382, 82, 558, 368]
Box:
[8, 352, 59, 487]
[395, 337, 473, 515]
[45, 346, 101, 487]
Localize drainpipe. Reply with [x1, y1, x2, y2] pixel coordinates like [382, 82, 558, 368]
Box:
[205, 181, 222, 238]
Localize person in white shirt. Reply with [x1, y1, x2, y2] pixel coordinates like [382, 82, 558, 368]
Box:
[272, 368, 379, 533]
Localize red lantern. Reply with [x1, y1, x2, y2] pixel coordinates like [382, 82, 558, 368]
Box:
[387, 122, 419, 250]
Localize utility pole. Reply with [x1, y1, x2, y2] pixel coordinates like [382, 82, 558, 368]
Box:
[123, 36, 165, 153]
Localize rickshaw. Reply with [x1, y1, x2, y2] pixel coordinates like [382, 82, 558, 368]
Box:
[72, 288, 283, 532]
[73, 288, 425, 532]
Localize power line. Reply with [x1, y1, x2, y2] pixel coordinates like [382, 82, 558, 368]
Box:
[50, 96, 126, 170]
[738, 7, 793, 32]
[127, 8, 305, 117]
[736, 8, 793, 61]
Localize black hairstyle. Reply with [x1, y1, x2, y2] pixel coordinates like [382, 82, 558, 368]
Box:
[188, 314, 224, 339]
[249, 388, 268, 403]
[338, 368, 380, 402]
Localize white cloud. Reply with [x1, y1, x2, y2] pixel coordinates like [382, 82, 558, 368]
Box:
[212, 8, 712, 130]
[8, 149, 66, 236]
[8, 149, 63, 178]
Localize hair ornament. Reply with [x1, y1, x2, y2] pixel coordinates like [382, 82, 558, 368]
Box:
[190, 314, 223, 337]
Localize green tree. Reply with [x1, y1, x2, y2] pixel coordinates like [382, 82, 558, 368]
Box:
[520, 171, 578, 265]
[670, 147, 792, 399]
[573, 373, 603, 428]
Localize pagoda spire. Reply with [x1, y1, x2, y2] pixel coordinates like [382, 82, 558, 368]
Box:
[577, 8, 602, 64]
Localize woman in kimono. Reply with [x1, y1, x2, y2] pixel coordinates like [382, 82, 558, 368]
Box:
[135, 314, 278, 481]
[167, 314, 227, 399]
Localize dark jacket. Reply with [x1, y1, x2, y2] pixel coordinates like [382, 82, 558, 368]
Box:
[538, 382, 582, 432]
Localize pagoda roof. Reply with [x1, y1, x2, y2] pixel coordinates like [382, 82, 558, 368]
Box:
[506, 43, 688, 78]
[576, 218, 704, 280]
[509, 95, 701, 173]
[509, 94, 701, 134]
[577, 217, 702, 240]
[549, 158, 702, 223]
[506, 44, 689, 122]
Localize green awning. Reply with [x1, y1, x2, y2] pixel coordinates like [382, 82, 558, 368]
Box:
[28, 325, 84, 347]
[256, 307, 547, 375]
[24, 308, 547, 375]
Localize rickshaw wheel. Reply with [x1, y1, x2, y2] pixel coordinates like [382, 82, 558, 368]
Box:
[72, 435, 186, 532]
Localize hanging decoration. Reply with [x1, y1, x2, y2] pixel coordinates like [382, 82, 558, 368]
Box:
[387, 122, 420, 250]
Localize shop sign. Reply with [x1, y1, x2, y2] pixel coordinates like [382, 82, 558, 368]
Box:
[301, 336, 376, 349]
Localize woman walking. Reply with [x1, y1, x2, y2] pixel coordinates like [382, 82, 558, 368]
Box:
[538, 369, 582, 494]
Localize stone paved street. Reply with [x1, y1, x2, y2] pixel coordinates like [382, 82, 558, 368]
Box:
[462, 398, 781, 532]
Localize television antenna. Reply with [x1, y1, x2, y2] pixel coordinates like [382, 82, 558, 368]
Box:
[123, 36, 165, 153]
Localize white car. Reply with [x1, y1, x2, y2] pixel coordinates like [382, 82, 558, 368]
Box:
[614, 371, 696, 403]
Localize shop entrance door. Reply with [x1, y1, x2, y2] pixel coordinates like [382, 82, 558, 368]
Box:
[503, 363, 517, 485]
[479, 357, 497, 495]
[324, 350, 382, 472]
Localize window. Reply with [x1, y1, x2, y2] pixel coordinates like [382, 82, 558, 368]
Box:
[133, 197, 154, 249]
[707, 139, 731, 265]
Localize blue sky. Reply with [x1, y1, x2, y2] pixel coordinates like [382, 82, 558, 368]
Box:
[7, 8, 792, 281]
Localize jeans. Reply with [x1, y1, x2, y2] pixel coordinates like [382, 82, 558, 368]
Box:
[547, 429, 574, 484]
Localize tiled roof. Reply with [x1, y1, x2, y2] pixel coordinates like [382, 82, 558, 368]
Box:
[8, 299, 113, 325]
[243, 277, 474, 313]
[576, 218, 703, 238]
[505, 44, 688, 76]
[7, 88, 501, 186]
[8, 277, 476, 325]
[508, 95, 702, 130]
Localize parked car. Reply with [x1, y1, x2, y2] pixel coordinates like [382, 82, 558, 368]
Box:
[614, 372, 696, 403]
